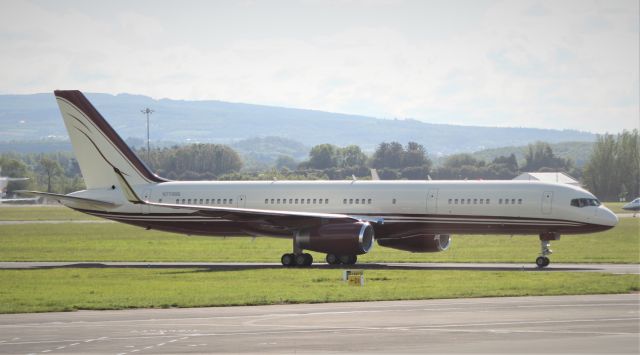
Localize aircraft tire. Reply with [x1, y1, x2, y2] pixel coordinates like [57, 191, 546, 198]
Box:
[281, 253, 295, 267]
[326, 253, 340, 265]
[535, 256, 550, 268]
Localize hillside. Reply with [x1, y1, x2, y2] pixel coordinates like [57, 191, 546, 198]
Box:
[469, 141, 595, 168]
[0, 93, 596, 156]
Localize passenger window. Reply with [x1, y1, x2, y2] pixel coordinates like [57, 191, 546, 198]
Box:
[198, 199, 202, 204]
[355, 199, 359, 204]
[271, 199, 275, 204]
[319, 199, 323, 204]
[229, 199, 233, 204]
[223, 199, 227, 204]
[295, 199, 298, 204]
[313, 199, 317, 204]
[289, 199, 293, 204]
[307, 199, 310, 204]
[181, 199, 185, 203]
[343, 198, 347, 204]
[282, 198, 286, 204]
[518, 199, 522, 204]
[301, 199, 305, 204]
[486, 199, 490, 204]
[205, 199, 209, 204]
[188, 199, 191, 204]
[368, 199, 372, 204]
[505, 199, 509, 205]
[511, 199, 515, 205]
[473, 199, 477, 204]
[325, 199, 329, 204]
[392, 198, 396, 204]
[448, 199, 452, 204]
[479, 199, 484, 204]
[176, 199, 179, 204]
[277, 199, 281, 204]
[349, 199, 353, 204]
[467, 199, 471, 204]
[461, 199, 465, 205]
[265, 199, 268, 204]
[454, 199, 458, 204]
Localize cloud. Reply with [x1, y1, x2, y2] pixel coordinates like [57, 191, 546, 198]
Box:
[0, 0, 637, 133]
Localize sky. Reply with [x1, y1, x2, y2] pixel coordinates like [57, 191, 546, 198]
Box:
[0, 0, 638, 133]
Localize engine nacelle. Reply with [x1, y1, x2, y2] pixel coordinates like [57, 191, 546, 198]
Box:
[295, 221, 375, 255]
[377, 234, 451, 253]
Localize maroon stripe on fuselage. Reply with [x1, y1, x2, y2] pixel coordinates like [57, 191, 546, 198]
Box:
[54, 90, 167, 183]
[72, 208, 611, 238]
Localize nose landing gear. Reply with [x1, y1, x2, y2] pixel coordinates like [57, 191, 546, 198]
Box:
[536, 232, 560, 268]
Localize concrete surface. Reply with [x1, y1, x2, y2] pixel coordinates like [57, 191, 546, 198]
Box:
[0, 294, 637, 354]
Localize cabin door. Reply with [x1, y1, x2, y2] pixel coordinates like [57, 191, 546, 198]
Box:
[541, 191, 553, 214]
[236, 195, 246, 208]
[427, 189, 439, 214]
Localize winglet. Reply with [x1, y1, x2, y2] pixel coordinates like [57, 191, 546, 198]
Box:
[112, 167, 144, 204]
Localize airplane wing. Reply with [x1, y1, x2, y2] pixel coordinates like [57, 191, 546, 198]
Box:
[16, 191, 119, 210]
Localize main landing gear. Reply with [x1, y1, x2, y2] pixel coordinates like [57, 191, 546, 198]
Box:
[325, 253, 357, 266]
[536, 232, 560, 268]
[281, 239, 313, 267]
[281, 252, 313, 267]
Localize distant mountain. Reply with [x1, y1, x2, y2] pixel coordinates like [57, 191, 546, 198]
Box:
[0, 92, 596, 155]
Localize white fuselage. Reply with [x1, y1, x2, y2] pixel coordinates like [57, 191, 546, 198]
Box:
[72, 179, 618, 238]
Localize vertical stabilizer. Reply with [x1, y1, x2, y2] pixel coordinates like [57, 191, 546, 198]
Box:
[54, 90, 166, 189]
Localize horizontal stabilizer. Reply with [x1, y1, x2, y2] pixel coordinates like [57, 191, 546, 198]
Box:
[17, 191, 119, 210]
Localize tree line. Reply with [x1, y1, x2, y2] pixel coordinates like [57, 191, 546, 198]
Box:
[1, 131, 637, 202]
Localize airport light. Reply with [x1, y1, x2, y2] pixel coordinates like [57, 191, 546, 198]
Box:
[140, 108, 154, 162]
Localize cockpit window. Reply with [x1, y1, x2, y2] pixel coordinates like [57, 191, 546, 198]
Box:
[570, 198, 601, 208]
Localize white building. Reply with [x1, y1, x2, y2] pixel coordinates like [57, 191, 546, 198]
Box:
[513, 172, 581, 187]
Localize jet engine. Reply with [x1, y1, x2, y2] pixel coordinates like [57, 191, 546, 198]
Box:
[295, 221, 375, 255]
[377, 234, 451, 252]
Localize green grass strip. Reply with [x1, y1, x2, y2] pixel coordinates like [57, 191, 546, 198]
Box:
[0, 218, 637, 263]
[0, 268, 637, 313]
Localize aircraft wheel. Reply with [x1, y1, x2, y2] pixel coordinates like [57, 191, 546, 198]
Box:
[326, 253, 340, 265]
[281, 253, 295, 267]
[339, 255, 357, 265]
[303, 253, 313, 266]
[535, 256, 550, 268]
[295, 253, 312, 267]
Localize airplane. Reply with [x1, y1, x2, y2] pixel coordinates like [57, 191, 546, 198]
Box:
[622, 198, 639, 216]
[0, 169, 36, 203]
[20, 90, 618, 268]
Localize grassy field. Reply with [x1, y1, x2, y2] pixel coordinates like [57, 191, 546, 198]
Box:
[603, 201, 634, 214]
[1, 205, 637, 314]
[0, 268, 637, 313]
[0, 205, 100, 221]
[0, 218, 637, 263]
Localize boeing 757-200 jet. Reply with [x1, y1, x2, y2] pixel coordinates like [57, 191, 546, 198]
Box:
[20, 91, 618, 268]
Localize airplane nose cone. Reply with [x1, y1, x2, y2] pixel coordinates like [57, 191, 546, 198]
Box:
[599, 207, 618, 227]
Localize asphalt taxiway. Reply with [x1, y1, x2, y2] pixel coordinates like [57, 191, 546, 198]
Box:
[1, 261, 638, 274]
[0, 294, 637, 354]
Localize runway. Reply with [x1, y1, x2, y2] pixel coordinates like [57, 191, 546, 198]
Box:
[0, 294, 637, 354]
[1, 261, 638, 274]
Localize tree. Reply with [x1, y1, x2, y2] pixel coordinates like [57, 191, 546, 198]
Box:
[338, 145, 367, 168]
[522, 142, 572, 172]
[38, 157, 63, 193]
[403, 141, 430, 168]
[0, 157, 31, 192]
[275, 155, 298, 170]
[308, 144, 338, 170]
[371, 142, 404, 169]
[583, 129, 639, 201]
